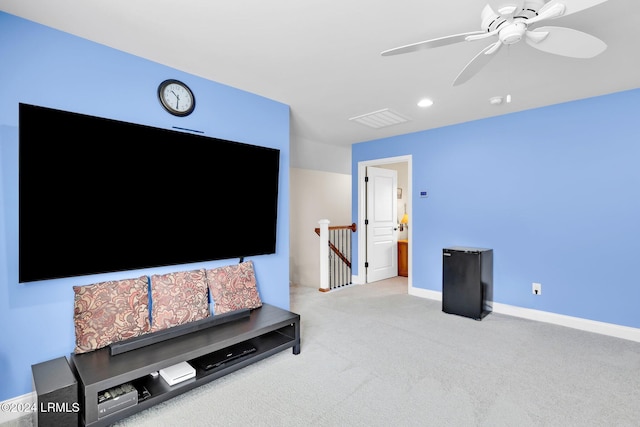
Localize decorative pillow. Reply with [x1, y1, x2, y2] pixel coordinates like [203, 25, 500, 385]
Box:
[150, 268, 210, 332]
[73, 276, 150, 354]
[206, 261, 262, 315]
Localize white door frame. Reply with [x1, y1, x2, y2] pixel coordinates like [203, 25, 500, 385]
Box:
[356, 155, 412, 287]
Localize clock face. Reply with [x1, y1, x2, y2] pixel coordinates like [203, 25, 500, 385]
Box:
[158, 79, 195, 116]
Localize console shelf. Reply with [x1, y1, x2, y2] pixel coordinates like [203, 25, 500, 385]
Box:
[70, 303, 300, 427]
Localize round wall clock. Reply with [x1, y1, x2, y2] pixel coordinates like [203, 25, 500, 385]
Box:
[158, 79, 195, 116]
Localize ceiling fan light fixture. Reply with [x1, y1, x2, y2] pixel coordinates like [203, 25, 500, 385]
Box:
[417, 98, 434, 108]
[500, 22, 527, 44]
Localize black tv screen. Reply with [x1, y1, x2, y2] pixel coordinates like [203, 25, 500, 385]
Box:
[19, 103, 280, 283]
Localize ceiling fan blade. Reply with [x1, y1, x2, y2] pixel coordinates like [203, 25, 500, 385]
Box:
[466, 28, 500, 42]
[537, 0, 609, 19]
[525, 26, 607, 58]
[453, 41, 503, 86]
[381, 31, 485, 56]
[485, 0, 524, 16]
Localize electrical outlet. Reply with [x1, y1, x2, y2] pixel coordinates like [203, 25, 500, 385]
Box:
[532, 282, 542, 295]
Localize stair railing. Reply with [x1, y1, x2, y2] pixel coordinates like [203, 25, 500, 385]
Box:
[315, 220, 357, 292]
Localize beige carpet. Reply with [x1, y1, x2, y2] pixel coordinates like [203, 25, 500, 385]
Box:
[113, 278, 640, 426]
[8, 278, 640, 426]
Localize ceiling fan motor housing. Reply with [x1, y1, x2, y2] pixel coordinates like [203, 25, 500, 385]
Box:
[518, 0, 546, 19]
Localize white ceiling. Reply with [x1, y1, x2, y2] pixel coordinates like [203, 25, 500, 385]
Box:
[2, 0, 639, 147]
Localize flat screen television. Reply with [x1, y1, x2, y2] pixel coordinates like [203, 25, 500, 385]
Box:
[19, 103, 280, 283]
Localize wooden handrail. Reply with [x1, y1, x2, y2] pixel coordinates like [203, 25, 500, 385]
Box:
[314, 222, 357, 236]
[327, 241, 351, 268]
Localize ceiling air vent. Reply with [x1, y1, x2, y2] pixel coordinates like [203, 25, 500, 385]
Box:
[349, 108, 411, 129]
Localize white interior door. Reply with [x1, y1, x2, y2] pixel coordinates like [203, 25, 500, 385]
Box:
[366, 166, 398, 283]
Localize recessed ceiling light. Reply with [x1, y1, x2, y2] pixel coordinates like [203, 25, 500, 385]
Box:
[417, 98, 434, 108]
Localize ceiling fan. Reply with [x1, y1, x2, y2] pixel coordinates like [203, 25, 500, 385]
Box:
[381, 0, 609, 86]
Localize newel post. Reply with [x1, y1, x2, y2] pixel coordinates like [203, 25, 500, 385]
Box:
[319, 219, 330, 292]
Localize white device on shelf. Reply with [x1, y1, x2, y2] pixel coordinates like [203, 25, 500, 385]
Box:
[159, 361, 195, 386]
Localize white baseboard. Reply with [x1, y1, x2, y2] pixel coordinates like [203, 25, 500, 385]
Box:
[408, 286, 442, 301]
[409, 286, 640, 343]
[0, 392, 35, 424]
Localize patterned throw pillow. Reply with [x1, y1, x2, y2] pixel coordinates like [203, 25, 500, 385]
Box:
[206, 261, 262, 315]
[73, 276, 150, 354]
[150, 268, 210, 332]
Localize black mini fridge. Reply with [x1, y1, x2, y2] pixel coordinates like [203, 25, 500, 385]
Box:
[442, 247, 493, 320]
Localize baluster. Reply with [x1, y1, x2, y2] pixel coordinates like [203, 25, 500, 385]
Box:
[317, 221, 356, 291]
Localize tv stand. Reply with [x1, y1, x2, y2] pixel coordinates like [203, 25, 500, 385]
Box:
[69, 303, 300, 427]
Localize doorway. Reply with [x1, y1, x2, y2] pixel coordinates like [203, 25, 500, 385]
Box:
[357, 155, 412, 289]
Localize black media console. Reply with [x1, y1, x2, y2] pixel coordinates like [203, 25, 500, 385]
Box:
[69, 303, 300, 427]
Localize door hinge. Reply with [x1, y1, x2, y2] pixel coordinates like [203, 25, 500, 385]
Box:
[365, 176, 369, 182]
[364, 219, 368, 225]
[365, 262, 369, 268]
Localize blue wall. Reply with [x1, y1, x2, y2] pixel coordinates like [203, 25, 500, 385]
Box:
[0, 13, 290, 401]
[353, 89, 640, 330]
